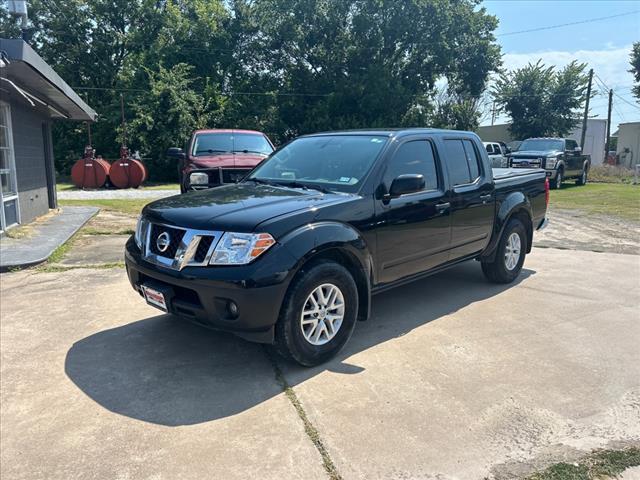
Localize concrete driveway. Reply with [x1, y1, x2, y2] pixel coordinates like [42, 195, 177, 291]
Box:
[1, 248, 639, 479]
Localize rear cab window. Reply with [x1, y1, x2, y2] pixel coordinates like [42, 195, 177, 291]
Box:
[444, 139, 483, 186]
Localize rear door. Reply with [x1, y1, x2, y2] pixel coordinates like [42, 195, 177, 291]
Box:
[442, 138, 495, 260]
[564, 139, 582, 175]
[375, 137, 451, 284]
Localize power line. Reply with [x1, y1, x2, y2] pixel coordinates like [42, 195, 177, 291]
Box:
[497, 10, 639, 37]
[595, 73, 640, 112]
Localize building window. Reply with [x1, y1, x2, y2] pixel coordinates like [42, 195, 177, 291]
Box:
[0, 102, 20, 232]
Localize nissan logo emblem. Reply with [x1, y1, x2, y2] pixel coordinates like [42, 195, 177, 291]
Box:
[156, 232, 171, 253]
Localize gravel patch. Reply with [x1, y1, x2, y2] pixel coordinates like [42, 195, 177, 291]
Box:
[58, 189, 179, 200]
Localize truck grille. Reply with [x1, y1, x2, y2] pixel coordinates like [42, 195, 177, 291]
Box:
[511, 157, 542, 168]
[194, 236, 215, 262]
[149, 224, 186, 259]
[141, 221, 223, 271]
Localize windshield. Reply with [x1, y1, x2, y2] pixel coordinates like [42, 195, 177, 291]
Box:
[518, 139, 564, 152]
[192, 132, 273, 156]
[247, 135, 388, 193]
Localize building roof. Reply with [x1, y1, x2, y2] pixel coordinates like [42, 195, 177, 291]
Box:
[0, 38, 96, 121]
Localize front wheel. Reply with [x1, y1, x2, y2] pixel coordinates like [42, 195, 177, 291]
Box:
[481, 218, 527, 284]
[274, 260, 359, 366]
[552, 169, 563, 189]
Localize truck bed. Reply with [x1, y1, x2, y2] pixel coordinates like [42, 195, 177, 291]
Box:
[492, 167, 543, 181]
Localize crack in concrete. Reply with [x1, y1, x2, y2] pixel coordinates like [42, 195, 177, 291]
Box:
[264, 347, 343, 480]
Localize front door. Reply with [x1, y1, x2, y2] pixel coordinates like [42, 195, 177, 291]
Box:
[375, 138, 451, 284]
[0, 102, 20, 232]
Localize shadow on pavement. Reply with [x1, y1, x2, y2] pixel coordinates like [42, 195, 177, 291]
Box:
[65, 261, 534, 426]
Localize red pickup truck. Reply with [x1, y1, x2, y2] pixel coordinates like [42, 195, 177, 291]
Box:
[167, 129, 275, 193]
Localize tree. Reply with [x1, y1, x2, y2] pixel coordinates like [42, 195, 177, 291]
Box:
[2, 0, 501, 179]
[492, 60, 590, 140]
[235, 0, 501, 136]
[129, 64, 214, 181]
[630, 42, 640, 102]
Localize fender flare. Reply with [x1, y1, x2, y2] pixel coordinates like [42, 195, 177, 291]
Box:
[481, 192, 533, 261]
[280, 221, 373, 321]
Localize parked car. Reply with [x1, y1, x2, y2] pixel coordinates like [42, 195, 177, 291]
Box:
[126, 129, 549, 366]
[483, 141, 508, 168]
[167, 129, 275, 193]
[509, 137, 590, 188]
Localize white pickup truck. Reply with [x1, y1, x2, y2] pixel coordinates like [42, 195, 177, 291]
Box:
[483, 142, 509, 168]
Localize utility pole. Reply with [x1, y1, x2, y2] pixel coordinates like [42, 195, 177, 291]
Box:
[604, 89, 613, 164]
[580, 68, 593, 150]
[491, 100, 497, 126]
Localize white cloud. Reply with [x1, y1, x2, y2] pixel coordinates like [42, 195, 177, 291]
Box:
[502, 45, 634, 91]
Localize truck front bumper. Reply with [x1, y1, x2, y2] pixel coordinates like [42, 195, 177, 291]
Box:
[124, 237, 294, 343]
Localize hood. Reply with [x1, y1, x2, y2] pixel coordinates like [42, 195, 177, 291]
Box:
[143, 182, 354, 232]
[511, 149, 559, 158]
[188, 153, 267, 169]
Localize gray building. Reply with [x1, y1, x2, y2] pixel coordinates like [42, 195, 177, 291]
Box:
[0, 38, 96, 233]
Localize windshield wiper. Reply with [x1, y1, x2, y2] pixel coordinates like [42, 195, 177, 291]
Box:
[195, 149, 229, 155]
[275, 181, 333, 194]
[233, 149, 267, 155]
[244, 177, 274, 186]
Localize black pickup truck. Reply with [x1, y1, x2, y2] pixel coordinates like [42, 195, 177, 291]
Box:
[125, 129, 548, 366]
[509, 137, 590, 189]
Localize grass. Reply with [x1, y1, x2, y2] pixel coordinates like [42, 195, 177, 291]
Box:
[57, 182, 179, 191]
[551, 183, 640, 222]
[47, 236, 76, 264]
[526, 447, 640, 480]
[589, 165, 637, 184]
[82, 227, 135, 236]
[59, 199, 152, 216]
[36, 262, 125, 273]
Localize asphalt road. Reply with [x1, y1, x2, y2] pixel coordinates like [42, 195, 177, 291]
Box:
[1, 248, 639, 479]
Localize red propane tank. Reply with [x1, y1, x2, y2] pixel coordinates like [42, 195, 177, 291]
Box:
[109, 147, 147, 188]
[70, 147, 110, 189]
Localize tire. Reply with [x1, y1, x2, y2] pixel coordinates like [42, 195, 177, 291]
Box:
[576, 167, 588, 186]
[481, 218, 528, 284]
[552, 168, 563, 189]
[274, 260, 359, 366]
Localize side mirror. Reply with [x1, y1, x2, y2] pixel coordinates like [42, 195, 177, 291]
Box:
[389, 174, 425, 197]
[166, 147, 185, 160]
[573, 146, 582, 154]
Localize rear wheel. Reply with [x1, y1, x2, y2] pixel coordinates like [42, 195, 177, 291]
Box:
[576, 167, 588, 186]
[274, 260, 358, 366]
[481, 218, 527, 284]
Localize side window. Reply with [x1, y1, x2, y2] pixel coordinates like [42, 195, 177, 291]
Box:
[485, 144, 494, 154]
[462, 139, 481, 181]
[385, 140, 438, 192]
[443, 140, 471, 186]
[565, 139, 577, 151]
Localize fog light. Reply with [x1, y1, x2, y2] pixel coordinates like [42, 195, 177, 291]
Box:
[227, 301, 239, 318]
[189, 172, 209, 185]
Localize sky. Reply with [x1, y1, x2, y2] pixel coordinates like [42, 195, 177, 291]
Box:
[481, 0, 640, 131]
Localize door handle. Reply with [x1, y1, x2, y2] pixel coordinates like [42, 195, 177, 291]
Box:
[480, 194, 492, 201]
[435, 202, 450, 212]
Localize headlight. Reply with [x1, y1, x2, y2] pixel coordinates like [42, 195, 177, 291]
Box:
[210, 232, 276, 265]
[189, 172, 209, 185]
[135, 216, 149, 250]
[545, 157, 557, 169]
